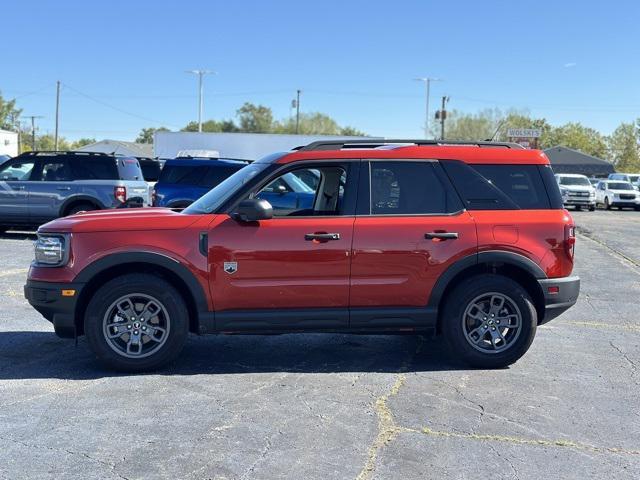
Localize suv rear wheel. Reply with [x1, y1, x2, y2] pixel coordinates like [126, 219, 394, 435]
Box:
[84, 273, 189, 372]
[442, 274, 537, 368]
[66, 203, 97, 216]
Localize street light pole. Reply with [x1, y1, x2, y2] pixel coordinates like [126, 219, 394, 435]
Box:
[186, 70, 214, 132]
[414, 77, 441, 139]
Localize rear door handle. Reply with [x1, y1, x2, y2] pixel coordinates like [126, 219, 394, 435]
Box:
[13, 186, 25, 191]
[425, 232, 459, 240]
[305, 233, 340, 242]
[56, 186, 71, 191]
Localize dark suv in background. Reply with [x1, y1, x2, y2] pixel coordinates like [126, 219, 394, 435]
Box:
[0, 151, 149, 231]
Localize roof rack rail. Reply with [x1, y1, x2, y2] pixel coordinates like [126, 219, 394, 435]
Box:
[296, 139, 526, 151]
[17, 150, 112, 157]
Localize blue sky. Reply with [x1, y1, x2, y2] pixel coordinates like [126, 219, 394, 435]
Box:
[2, 0, 638, 141]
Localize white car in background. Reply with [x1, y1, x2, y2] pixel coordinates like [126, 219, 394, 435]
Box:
[595, 180, 640, 210]
[608, 173, 640, 190]
[555, 174, 596, 211]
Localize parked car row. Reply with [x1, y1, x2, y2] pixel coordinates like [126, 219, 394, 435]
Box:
[555, 172, 640, 211]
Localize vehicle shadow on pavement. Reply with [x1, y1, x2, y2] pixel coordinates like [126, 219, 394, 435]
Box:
[0, 231, 37, 241]
[0, 331, 467, 380]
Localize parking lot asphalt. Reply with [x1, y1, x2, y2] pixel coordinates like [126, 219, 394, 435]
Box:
[0, 211, 639, 480]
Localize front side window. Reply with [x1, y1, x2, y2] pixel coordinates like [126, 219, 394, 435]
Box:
[369, 161, 461, 215]
[255, 166, 347, 217]
[0, 160, 35, 181]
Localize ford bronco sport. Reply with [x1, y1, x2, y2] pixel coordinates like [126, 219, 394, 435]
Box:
[24, 140, 580, 371]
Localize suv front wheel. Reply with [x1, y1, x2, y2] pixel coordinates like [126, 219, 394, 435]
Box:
[442, 274, 537, 368]
[84, 273, 189, 372]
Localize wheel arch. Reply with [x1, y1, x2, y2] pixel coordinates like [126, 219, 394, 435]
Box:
[74, 252, 210, 335]
[60, 195, 104, 216]
[429, 251, 547, 332]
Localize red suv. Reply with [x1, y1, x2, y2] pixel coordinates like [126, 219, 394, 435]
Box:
[25, 140, 580, 371]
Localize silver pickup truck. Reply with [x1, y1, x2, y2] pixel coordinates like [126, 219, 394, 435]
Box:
[0, 151, 150, 232]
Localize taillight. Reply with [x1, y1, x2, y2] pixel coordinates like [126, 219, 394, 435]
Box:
[114, 186, 126, 203]
[564, 224, 576, 260]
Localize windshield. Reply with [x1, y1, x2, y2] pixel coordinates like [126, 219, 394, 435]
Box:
[183, 163, 269, 214]
[559, 176, 591, 186]
[608, 182, 634, 190]
[629, 175, 640, 183]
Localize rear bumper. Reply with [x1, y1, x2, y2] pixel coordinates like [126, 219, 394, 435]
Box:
[537, 276, 580, 324]
[24, 280, 83, 338]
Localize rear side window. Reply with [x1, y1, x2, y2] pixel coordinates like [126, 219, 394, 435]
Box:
[140, 161, 161, 182]
[69, 157, 118, 180]
[369, 161, 462, 215]
[117, 157, 143, 181]
[441, 161, 562, 210]
[159, 165, 209, 185]
[199, 166, 244, 188]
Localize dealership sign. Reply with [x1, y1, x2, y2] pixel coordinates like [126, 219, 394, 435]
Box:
[506, 128, 542, 138]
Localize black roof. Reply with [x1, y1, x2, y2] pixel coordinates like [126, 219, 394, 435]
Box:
[544, 146, 615, 176]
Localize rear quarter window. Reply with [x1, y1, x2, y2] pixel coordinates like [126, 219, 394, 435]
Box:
[159, 165, 209, 185]
[69, 157, 118, 180]
[441, 161, 562, 210]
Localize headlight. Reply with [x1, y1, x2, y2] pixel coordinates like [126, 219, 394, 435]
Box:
[560, 188, 569, 196]
[34, 234, 70, 267]
[589, 191, 595, 197]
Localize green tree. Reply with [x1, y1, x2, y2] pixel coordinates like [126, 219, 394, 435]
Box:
[236, 103, 274, 133]
[443, 108, 501, 141]
[136, 127, 169, 143]
[544, 122, 608, 158]
[0, 92, 21, 131]
[70, 137, 97, 149]
[181, 119, 238, 132]
[608, 122, 640, 171]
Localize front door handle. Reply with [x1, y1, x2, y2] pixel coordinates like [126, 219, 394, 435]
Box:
[425, 232, 459, 240]
[13, 186, 25, 191]
[56, 186, 71, 191]
[305, 232, 340, 242]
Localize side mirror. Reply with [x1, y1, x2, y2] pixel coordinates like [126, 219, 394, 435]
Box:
[233, 198, 273, 222]
[276, 184, 287, 195]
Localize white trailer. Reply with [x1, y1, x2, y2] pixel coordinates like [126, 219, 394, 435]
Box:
[0, 129, 19, 157]
[153, 132, 376, 160]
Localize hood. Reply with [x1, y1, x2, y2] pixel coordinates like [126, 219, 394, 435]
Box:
[559, 185, 594, 192]
[39, 207, 202, 233]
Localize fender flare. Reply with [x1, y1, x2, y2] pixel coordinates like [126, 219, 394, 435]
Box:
[427, 250, 546, 309]
[74, 251, 209, 314]
[60, 195, 105, 216]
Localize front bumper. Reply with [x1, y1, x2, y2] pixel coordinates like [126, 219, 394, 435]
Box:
[537, 276, 580, 324]
[563, 197, 595, 206]
[24, 280, 84, 338]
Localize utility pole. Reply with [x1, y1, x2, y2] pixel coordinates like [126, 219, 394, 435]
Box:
[186, 70, 214, 132]
[9, 112, 20, 154]
[24, 115, 43, 151]
[437, 96, 449, 140]
[295, 89, 301, 134]
[54, 81, 61, 150]
[413, 77, 441, 138]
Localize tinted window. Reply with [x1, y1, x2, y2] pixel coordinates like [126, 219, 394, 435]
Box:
[117, 157, 143, 180]
[558, 176, 591, 186]
[159, 165, 209, 185]
[608, 182, 634, 190]
[369, 161, 462, 215]
[442, 161, 560, 210]
[69, 157, 118, 180]
[140, 161, 161, 182]
[40, 160, 71, 181]
[199, 166, 244, 188]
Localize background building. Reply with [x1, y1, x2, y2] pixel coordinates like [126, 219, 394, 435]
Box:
[74, 139, 153, 158]
[544, 146, 615, 177]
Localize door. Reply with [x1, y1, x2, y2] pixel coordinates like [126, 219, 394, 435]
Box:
[208, 161, 358, 331]
[350, 160, 478, 327]
[0, 157, 36, 224]
[28, 157, 77, 223]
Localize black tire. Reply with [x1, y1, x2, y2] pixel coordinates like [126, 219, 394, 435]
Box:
[84, 273, 189, 372]
[66, 203, 97, 216]
[589, 205, 596, 211]
[574, 206, 581, 211]
[605, 197, 611, 210]
[442, 274, 537, 369]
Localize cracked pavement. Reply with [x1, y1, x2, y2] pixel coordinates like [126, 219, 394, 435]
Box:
[1, 210, 639, 479]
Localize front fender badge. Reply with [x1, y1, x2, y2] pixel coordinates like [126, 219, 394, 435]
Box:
[223, 262, 238, 274]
